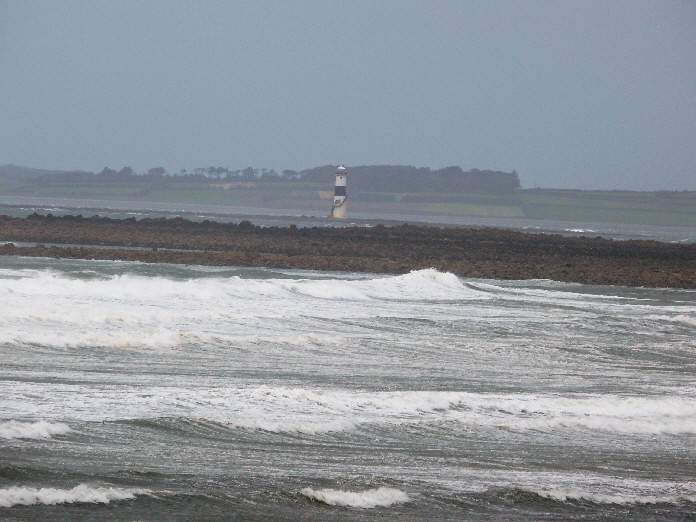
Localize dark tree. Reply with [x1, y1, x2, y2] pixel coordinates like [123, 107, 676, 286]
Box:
[241, 167, 257, 181]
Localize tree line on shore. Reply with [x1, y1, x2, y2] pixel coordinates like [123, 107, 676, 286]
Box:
[1, 164, 521, 195]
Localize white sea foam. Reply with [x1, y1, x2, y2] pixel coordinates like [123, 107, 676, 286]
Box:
[452, 394, 696, 435]
[0, 268, 490, 350]
[259, 332, 342, 347]
[648, 313, 696, 328]
[5, 265, 690, 356]
[300, 487, 409, 508]
[282, 279, 370, 301]
[216, 417, 357, 434]
[525, 487, 696, 505]
[393, 267, 464, 289]
[1, 327, 188, 351]
[501, 413, 696, 435]
[361, 268, 479, 300]
[2, 383, 695, 436]
[0, 420, 70, 439]
[2, 383, 460, 428]
[0, 484, 145, 507]
[0, 268, 480, 315]
[1, 265, 695, 439]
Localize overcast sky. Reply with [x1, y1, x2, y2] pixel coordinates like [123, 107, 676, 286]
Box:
[1, 1, 694, 190]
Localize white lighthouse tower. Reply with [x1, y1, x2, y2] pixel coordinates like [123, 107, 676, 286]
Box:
[331, 165, 347, 218]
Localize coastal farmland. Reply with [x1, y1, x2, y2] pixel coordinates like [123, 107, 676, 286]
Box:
[1, 178, 695, 227]
[1, 164, 695, 226]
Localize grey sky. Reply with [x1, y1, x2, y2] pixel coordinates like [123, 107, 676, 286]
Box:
[1, 1, 694, 190]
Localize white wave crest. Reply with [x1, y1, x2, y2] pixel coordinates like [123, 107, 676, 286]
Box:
[281, 279, 370, 301]
[0, 268, 486, 353]
[502, 413, 696, 435]
[648, 314, 696, 328]
[216, 417, 356, 434]
[0, 420, 70, 439]
[362, 268, 477, 300]
[452, 394, 696, 435]
[273, 268, 472, 302]
[300, 487, 409, 508]
[0, 484, 145, 508]
[1, 327, 187, 352]
[4, 384, 695, 437]
[397, 268, 464, 288]
[526, 487, 696, 505]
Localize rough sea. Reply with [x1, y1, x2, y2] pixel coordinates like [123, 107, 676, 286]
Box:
[1, 255, 695, 521]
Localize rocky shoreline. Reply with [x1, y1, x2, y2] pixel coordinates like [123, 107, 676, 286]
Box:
[1, 213, 695, 288]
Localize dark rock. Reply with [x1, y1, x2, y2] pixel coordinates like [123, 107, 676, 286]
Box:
[0, 214, 694, 288]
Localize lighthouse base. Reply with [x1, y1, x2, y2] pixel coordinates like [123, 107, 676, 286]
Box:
[331, 205, 347, 218]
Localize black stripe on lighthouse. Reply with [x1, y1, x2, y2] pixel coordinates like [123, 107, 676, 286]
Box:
[334, 186, 346, 197]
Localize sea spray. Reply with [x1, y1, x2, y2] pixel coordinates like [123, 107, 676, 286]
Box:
[0, 420, 70, 439]
[0, 484, 145, 507]
[300, 487, 410, 508]
[1, 258, 694, 520]
[523, 487, 696, 505]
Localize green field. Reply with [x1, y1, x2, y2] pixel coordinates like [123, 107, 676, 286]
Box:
[1, 180, 695, 227]
[519, 189, 696, 226]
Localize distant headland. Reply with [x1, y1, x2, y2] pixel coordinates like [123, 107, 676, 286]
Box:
[2, 163, 694, 227]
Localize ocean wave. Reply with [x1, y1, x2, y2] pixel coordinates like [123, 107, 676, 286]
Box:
[0, 327, 189, 351]
[0, 484, 146, 508]
[0, 267, 480, 308]
[647, 313, 696, 328]
[216, 417, 357, 434]
[4, 385, 695, 437]
[7, 265, 684, 356]
[257, 332, 343, 347]
[498, 413, 696, 435]
[522, 487, 696, 505]
[451, 393, 696, 435]
[360, 268, 481, 300]
[563, 229, 598, 234]
[300, 487, 409, 508]
[0, 268, 488, 352]
[0, 421, 70, 440]
[392, 268, 464, 289]
[281, 279, 371, 301]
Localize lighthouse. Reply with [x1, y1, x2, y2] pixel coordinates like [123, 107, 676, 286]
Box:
[331, 165, 347, 218]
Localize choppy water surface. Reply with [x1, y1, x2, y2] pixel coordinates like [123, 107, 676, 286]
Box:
[1, 256, 694, 521]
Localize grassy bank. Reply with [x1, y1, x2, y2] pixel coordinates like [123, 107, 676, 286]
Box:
[519, 189, 696, 227]
[1, 180, 695, 226]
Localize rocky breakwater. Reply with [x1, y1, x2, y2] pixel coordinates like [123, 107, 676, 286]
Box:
[1, 213, 695, 288]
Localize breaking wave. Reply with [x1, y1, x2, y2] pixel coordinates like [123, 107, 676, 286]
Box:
[522, 487, 696, 505]
[497, 413, 696, 435]
[0, 268, 481, 314]
[564, 229, 598, 234]
[648, 313, 696, 328]
[216, 417, 357, 434]
[3, 385, 695, 436]
[300, 487, 409, 508]
[0, 268, 490, 350]
[6, 265, 690, 354]
[0, 421, 70, 440]
[0, 484, 145, 507]
[451, 393, 696, 435]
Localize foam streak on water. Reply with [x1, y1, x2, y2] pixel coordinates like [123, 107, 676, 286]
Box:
[0, 484, 145, 507]
[300, 487, 410, 508]
[0, 256, 694, 521]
